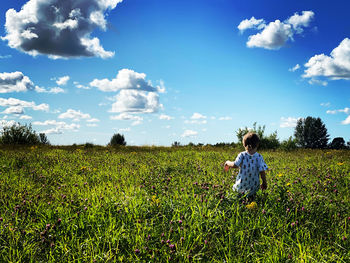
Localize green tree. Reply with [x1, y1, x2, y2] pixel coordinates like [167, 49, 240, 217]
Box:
[109, 133, 126, 146]
[0, 123, 41, 145]
[329, 137, 346, 149]
[294, 117, 329, 149]
[235, 122, 280, 149]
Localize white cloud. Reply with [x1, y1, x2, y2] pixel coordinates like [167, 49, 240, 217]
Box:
[342, 116, 350, 125]
[191, 113, 207, 119]
[86, 123, 98, 127]
[90, 69, 159, 92]
[56, 76, 70, 86]
[237, 17, 265, 33]
[0, 97, 49, 114]
[58, 109, 91, 121]
[0, 71, 34, 93]
[289, 64, 300, 72]
[2, 106, 24, 114]
[219, 116, 232, 121]
[74, 81, 90, 90]
[286, 11, 315, 33]
[131, 120, 142, 126]
[2, 0, 120, 59]
[86, 118, 100, 123]
[110, 90, 160, 113]
[159, 114, 173, 120]
[181, 129, 198, 138]
[327, 107, 350, 115]
[321, 102, 330, 107]
[0, 55, 12, 59]
[20, 115, 32, 120]
[35, 86, 65, 94]
[240, 11, 314, 50]
[307, 78, 328, 86]
[326, 110, 337, 114]
[110, 113, 143, 121]
[91, 69, 164, 114]
[280, 117, 299, 128]
[33, 119, 80, 134]
[303, 38, 350, 80]
[118, 127, 130, 133]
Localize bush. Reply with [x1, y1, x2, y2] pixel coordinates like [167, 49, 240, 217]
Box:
[0, 123, 46, 145]
[280, 136, 297, 151]
[109, 133, 126, 146]
[329, 137, 346, 149]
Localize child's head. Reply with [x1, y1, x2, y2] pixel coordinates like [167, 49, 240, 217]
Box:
[242, 132, 260, 151]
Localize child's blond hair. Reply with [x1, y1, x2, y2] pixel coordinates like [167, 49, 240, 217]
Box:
[242, 132, 260, 150]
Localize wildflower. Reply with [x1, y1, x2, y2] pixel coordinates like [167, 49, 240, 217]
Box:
[180, 237, 185, 242]
[246, 201, 258, 210]
[135, 249, 140, 254]
[277, 173, 283, 177]
[204, 240, 208, 245]
[262, 209, 266, 214]
[342, 236, 347, 241]
[169, 244, 175, 250]
[301, 207, 305, 211]
[337, 162, 344, 166]
[178, 220, 182, 224]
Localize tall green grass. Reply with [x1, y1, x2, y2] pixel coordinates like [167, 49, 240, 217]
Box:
[0, 146, 349, 262]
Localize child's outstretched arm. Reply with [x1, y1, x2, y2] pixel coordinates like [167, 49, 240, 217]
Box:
[260, 171, 267, 190]
[224, 161, 239, 171]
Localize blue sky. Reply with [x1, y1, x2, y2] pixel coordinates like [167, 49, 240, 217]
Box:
[0, 0, 350, 146]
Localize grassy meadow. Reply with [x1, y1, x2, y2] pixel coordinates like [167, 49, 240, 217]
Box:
[0, 146, 349, 262]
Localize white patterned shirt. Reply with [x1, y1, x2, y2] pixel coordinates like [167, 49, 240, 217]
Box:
[232, 151, 268, 196]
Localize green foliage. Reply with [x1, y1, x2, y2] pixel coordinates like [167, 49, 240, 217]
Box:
[0, 147, 349, 262]
[329, 137, 346, 149]
[235, 122, 280, 149]
[0, 123, 47, 145]
[294, 117, 329, 149]
[280, 136, 297, 151]
[109, 133, 126, 146]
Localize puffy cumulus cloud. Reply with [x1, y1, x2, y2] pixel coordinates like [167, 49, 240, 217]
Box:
[86, 118, 100, 123]
[303, 38, 350, 80]
[280, 117, 300, 128]
[91, 69, 165, 114]
[0, 97, 49, 114]
[35, 86, 65, 94]
[90, 69, 161, 92]
[58, 109, 91, 121]
[237, 17, 265, 33]
[56, 76, 70, 86]
[159, 114, 173, 120]
[2, 0, 121, 59]
[0, 71, 34, 93]
[110, 90, 160, 113]
[33, 119, 80, 134]
[239, 11, 314, 50]
[181, 129, 198, 138]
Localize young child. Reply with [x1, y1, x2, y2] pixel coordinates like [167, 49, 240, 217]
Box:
[224, 132, 268, 199]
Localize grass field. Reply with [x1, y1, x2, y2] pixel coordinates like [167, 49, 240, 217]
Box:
[0, 146, 349, 262]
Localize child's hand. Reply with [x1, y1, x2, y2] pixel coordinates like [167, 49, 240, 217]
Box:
[224, 161, 234, 172]
[224, 164, 230, 172]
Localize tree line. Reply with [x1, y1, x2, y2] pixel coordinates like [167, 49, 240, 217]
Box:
[0, 117, 349, 149]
